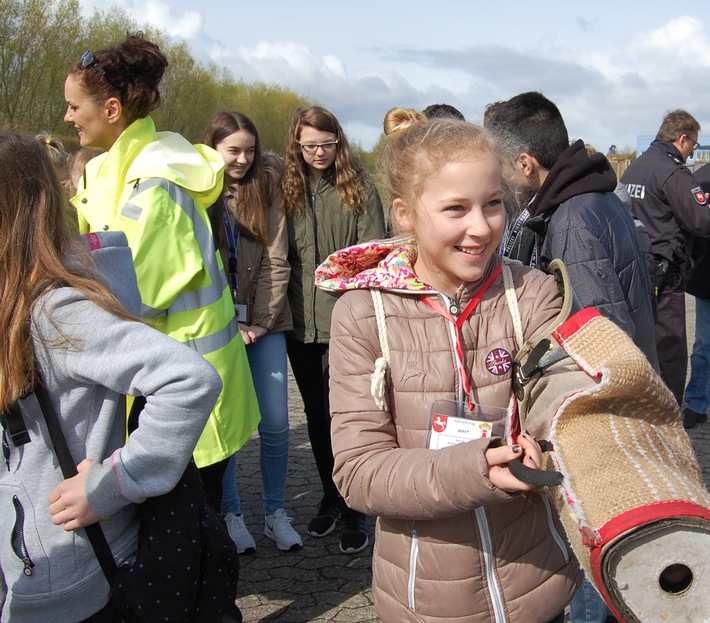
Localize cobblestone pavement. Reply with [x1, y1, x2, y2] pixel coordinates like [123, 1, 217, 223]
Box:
[233, 296, 710, 622]
[233, 373, 378, 623]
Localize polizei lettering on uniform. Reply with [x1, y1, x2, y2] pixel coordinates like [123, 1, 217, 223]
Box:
[626, 183, 645, 199]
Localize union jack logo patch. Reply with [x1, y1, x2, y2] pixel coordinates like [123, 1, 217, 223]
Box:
[485, 349, 512, 375]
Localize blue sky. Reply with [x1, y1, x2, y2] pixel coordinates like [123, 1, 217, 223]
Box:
[79, 1, 710, 153]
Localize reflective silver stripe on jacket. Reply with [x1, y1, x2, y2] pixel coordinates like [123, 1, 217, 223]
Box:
[122, 179, 237, 355]
[407, 521, 419, 610]
[541, 494, 570, 564]
[120, 202, 142, 221]
[121, 179, 228, 317]
[475, 506, 507, 623]
[185, 314, 241, 357]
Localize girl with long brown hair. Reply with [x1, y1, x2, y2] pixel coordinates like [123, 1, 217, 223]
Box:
[202, 110, 302, 553]
[0, 130, 220, 623]
[281, 106, 386, 553]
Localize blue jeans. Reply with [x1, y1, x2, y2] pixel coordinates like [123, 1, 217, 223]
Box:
[569, 577, 608, 623]
[222, 332, 290, 516]
[684, 296, 710, 414]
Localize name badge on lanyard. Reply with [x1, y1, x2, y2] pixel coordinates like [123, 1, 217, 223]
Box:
[427, 400, 507, 449]
[419, 264, 506, 449]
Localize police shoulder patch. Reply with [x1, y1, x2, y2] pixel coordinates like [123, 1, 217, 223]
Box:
[691, 186, 707, 205]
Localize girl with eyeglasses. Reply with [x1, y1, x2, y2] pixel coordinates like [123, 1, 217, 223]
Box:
[281, 106, 386, 554]
[63, 34, 260, 527]
[202, 111, 302, 554]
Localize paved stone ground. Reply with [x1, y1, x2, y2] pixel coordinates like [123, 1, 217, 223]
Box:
[233, 373, 378, 623]
[233, 295, 710, 623]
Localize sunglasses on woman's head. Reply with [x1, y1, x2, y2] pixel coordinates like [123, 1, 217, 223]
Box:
[80, 49, 123, 97]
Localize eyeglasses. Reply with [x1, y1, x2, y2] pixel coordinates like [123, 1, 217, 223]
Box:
[80, 49, 122, 96]
[683, 134, 700, 150]
[298, 140, 339, 155]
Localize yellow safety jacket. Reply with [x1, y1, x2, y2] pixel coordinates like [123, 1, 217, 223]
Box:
[72, 116, 260, 468]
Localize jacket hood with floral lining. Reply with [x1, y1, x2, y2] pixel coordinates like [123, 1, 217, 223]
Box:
[316, 236, 501, 295]
[316, 236, 430, 293]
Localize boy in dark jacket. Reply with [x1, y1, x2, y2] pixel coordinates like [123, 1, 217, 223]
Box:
[486, 91, 658, 623]
[486, 91, 657, 368]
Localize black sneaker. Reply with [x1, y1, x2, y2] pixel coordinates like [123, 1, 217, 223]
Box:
[339, 510, 369, 554]
[683, 407, 708, 429]
[307, 496, 343, 537]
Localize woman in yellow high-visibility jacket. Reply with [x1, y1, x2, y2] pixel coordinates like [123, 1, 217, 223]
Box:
[64, 33, 260, 510]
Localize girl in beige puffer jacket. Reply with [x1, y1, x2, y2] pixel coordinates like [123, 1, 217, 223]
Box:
[316, 109, 583, 623]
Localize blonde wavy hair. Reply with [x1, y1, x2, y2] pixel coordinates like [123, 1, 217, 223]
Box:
[380, 107, 515, 233]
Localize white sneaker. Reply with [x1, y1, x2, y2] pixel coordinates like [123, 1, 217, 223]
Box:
[224, 513, 256, 554]
[264, 509, 303, 552]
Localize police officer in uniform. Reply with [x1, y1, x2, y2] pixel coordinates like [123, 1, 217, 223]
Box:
[621, 110, 710, 406]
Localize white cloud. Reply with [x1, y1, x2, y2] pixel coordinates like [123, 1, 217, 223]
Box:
[629, 16, 707, 66]
[323, 55, 346, 78]
[142, 1, 203, 39]
[202, 40, 421, 147]
[79, 0, 202, 39]
[239, 42, 330, 84]
[74, 2, 710, 151]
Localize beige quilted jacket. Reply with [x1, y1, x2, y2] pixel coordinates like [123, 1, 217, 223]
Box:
[327, 253, 583, 623]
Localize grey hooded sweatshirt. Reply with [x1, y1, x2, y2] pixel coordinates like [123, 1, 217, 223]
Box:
[0, 232, 222, 622]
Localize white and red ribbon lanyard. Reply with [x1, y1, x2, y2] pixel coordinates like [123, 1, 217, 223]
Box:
[420, 265, 502, 409]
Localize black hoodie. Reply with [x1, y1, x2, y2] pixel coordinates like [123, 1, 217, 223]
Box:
[530, 139, 618, 224]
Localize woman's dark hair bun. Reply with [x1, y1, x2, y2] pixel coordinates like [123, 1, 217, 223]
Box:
[118, 32, 168, 89]
[113, 32, 169, 119]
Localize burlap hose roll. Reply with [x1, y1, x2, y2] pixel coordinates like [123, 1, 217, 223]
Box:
[521, 307, 710, 623]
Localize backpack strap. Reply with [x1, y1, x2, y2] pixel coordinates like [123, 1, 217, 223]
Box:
[370, 288, 391, 411]
[1, 398, 32, 449]
[33, 378, 118, 585]
[502, 260, 525, 350]
[512, 258, 579, 414]
[370, 259, 578, 413]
